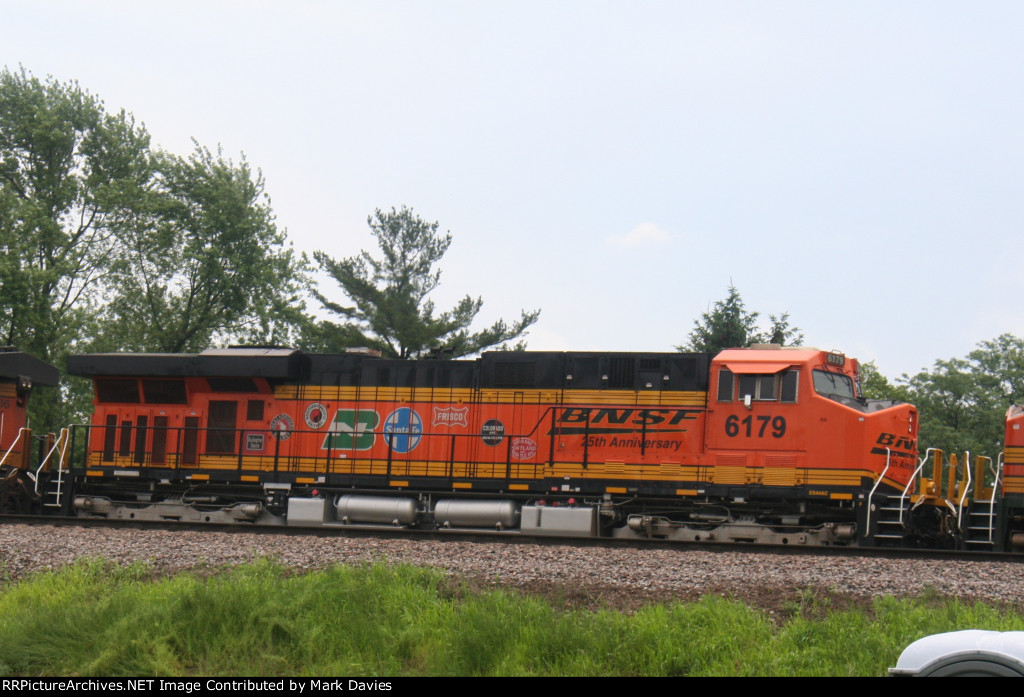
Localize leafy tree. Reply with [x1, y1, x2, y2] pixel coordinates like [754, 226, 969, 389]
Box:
[100, 145, 308, 352]
[311, 206, 539, 359]
[0, 67, 310, 429]
[900, 334, 1024, 458]
[677, 284, 803, 355]
[857, 360, 904, 401]
[0, 66, 151, 361]
[0, 67, 153, 428]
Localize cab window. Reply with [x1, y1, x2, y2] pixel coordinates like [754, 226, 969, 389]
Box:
[813, 370, 855, 399]
[718, 369, 798, 403]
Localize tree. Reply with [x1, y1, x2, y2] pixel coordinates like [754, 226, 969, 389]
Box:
[0, 67, 311, 429]
[0, 67, 154, 428]
[100, 144, 309, 352]
[677, 284, 803, 355]
[857, 360, 904, 401]
[311, 206, 539, 359]
[0, 66, 152, 361]
[899, 334, 1024, 458]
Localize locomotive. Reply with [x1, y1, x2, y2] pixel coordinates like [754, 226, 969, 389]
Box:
[0, 348, 59, 512]
[0, 344, 1013, 550]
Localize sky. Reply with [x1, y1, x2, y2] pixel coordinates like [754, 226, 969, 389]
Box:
[6, 0, 1024, 379]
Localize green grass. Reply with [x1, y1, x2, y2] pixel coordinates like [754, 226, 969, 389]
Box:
[0, 559, 1020, 677]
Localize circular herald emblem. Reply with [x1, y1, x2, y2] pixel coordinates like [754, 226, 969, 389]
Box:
[304, 402, 329, 429]
[270, 413, 294, 440]
[383, 407, 423, 453]
[481, 419, 504, 446]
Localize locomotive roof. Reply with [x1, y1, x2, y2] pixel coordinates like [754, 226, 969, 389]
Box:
[715, 347, 836, 372]
[65, 348, 715, 391]
[66, 348, 304, 379]
[0, 349, 60, 386]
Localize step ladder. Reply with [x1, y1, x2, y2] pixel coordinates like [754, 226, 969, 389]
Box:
[963, 499, 997, 549]
[872, 493, 912, 546]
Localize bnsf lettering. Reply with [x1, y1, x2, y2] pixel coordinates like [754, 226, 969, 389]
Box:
[558, 408, 696, 426]
[876, 433, 916, 450]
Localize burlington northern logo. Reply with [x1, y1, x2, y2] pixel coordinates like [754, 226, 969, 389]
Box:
[549, 407, 700, 435]
[322, 409, 380, 450]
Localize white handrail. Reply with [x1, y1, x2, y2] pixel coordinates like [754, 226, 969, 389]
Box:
[897, 448, 942, 526]
[33, 428, 68, 495]
[985, 452, 1004, 544]
[0, 427, 28, 468]
[957, 450, 972, 529]
[865, 447, 892, 534]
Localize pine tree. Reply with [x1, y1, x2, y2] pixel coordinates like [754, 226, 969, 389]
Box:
[310, 206, 539, 359]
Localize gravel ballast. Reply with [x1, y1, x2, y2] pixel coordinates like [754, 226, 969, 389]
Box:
[2, 524, 1022, 610]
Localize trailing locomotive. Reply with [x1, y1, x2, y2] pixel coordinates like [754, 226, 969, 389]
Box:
[1, 344, 1011, 549]
[0, 348, 60, 512]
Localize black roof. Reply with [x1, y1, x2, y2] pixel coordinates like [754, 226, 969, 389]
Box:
[0, 349, 60, 386]
[64, 348, 711, 392]
[66, 348, 304, 379]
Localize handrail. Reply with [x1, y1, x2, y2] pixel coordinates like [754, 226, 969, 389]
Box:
[898, 448, 942, 526]
[984, 452, 1004, 544]
[0, 427, 28, 468]
[33, 428, 69, 496]
[865, 447, 892, 534]
[957, 450, 972, 529]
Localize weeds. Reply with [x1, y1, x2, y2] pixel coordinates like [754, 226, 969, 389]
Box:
[0, 559, 1020, 677]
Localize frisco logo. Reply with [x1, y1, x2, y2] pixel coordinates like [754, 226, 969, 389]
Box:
[432, 406, 469, 428]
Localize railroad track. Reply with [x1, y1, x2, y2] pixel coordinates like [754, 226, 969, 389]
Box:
[3, 512, 1021, 566]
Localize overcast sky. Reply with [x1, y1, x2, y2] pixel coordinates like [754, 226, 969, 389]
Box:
[6, 1, 1023, 378]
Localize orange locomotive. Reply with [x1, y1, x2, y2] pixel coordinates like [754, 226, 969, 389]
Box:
[58, 345, 932, 546]
[995, 405, 1024, 549]
[0, 348, 59, 511]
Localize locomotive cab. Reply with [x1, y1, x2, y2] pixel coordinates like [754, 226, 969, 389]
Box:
[702, 346, 919, 546]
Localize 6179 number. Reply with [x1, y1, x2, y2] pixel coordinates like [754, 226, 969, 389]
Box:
[724, 415, 786, 438]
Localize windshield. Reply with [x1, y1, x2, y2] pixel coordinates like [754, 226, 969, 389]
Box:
[813, 369, 856, 399]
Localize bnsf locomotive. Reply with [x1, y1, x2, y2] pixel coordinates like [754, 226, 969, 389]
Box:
[1, 344, 1015, 549]
[0, 348, 59, 511]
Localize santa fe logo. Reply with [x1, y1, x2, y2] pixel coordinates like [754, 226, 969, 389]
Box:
[322, 410, 380, 450]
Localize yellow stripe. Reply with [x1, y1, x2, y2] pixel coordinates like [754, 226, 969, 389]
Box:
[452, 482, 473, 489]
[272, 385, 707, 406]
[295, 477, 315, 484]
[1005, 446, 1024, 465]
[830, 493, 853, 500]
[188, 473, 209, 481]
[86, 470, 104, 477]
[80, 450, 895, 496]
